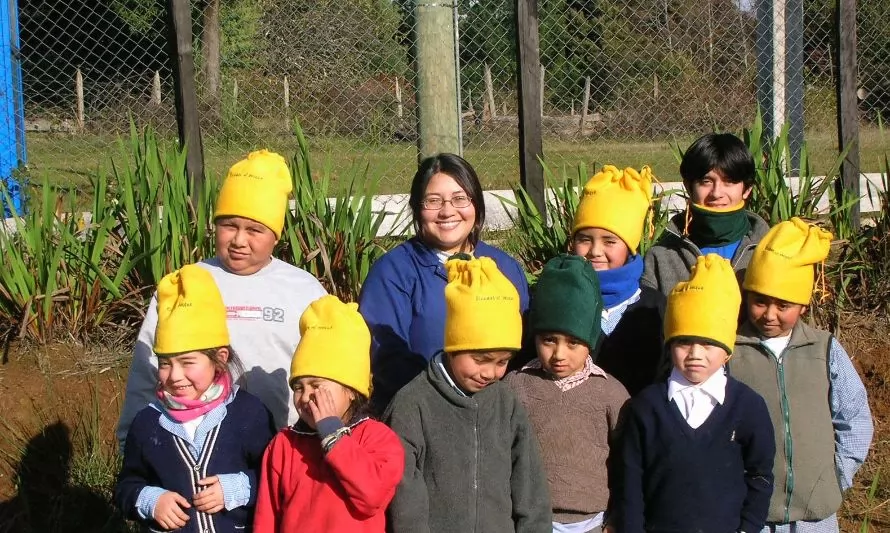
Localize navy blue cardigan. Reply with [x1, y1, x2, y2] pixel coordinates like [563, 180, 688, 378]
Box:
[358, 237, 529, 410]
[612, 376, 775, 533]
[115, 390, 276, 533]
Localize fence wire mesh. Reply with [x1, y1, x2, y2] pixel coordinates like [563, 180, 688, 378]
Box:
[10, 0, 890, 197]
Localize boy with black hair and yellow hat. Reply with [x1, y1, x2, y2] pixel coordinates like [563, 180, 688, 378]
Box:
[728, 218, 873, 533]
[253, 295, 404, 532]
[611, 254, 775, 533]
[118, 150, 327, 449]
[506, 254, 629, 533]
[116, 265, 276, 533]
[570, 164, 667, 395]
[385, 256, 552, 533]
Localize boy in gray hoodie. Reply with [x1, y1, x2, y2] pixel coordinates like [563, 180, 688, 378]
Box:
[385, 256, 551, 533]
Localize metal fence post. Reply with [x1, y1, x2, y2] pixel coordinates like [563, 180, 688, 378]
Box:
[1, 0, 25, 216]
[755, 0, 805, 169]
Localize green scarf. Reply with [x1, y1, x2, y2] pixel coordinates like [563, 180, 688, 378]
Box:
[687, 203, 751, 247]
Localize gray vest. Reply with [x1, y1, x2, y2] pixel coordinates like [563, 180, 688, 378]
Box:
[729, 321, 841, 523]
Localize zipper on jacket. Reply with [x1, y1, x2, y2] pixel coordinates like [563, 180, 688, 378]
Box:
[777, 358, 794, 522]
[731, 242, 757, 269]
[472, 401, 479, 531]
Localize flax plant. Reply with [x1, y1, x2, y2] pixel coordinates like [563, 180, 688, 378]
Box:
[497, 161, 583, 276]
[111, 121, 218, 290]
[743, 110, 850, 225]
[279, 118, 400, 300]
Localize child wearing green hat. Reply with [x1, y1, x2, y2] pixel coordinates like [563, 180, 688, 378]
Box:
[506, 254, 629, 533]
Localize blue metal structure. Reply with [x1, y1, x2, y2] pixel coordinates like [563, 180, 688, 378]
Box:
[0, 0, 25, 216]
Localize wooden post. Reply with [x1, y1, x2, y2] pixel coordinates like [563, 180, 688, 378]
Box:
[580, 76, 591, 131]
[539, 66, 545, 117]
[516, 0, 546, 217]
[151, 70, 162, 106]
[484, 62, 496, 119]
[165, 0, 205, 201]
[571, 100, 575, 116]
[233, 78, 238, 108]
[75, 67, 84, 133]
[414, 0, 460, 160]
[283, 76, 290, 131]
[502, 101, 507, 116]
[395, 77, 403, 119]
[834, 0, 860, 228]
[653, 73, 659, 100]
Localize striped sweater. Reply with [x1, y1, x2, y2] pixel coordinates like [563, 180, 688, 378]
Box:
[115, 389, 276, 533]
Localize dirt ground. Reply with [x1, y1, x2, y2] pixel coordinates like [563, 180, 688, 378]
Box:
[0, 313, 888, 532]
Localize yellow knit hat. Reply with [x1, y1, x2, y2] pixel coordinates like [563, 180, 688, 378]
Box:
[743, 217, 832, 305]
[664, 254, 741, 354]
[572, 165, 653, 253]
[154, 264, 230, 355]
[444, 257, 522, 352]
[290, 295, 372, 398]
[214, 150, 293, 238]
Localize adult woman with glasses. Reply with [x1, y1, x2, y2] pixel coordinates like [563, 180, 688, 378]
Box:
[359, 153, 529, 411]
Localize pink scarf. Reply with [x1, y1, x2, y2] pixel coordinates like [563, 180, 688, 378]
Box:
[157, 373, 232, 423]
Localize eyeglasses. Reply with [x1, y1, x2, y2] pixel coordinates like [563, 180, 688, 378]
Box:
[421, 195, 473, 210]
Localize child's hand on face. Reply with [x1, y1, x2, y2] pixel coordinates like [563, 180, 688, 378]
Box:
[308, 385, 341, 424]
[153, 490, 191, 529]
[193, 475, 225, 514]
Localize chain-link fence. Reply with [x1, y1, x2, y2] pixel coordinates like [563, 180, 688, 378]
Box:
[8, 0, 890, 198]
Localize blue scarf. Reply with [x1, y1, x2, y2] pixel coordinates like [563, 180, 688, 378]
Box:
[596, 254, 644, 309]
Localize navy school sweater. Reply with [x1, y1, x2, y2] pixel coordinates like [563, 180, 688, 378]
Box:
[595, 286, 667, 396]
[612, 376, 775, 533]
[115, 389, 276, 533]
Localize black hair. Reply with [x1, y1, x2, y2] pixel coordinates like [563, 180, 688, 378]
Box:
[409, 153, 486, 248]
[679, 133, 756, 193]
[344, 390, 376, 423]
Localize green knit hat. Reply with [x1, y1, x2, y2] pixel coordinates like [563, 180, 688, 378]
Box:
[530, 254, 603, 350]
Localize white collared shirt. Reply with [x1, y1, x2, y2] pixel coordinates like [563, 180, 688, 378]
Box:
[761, 332, 793, 362]
[667, 367, 727, 429]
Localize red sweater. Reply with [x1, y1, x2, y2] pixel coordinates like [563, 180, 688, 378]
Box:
[253, 418, 404, 533]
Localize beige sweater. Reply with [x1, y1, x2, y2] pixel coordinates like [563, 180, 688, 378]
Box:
[505, 368, 629, 524]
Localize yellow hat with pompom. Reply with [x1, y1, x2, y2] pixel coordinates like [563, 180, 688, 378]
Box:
[743, 217, 832, 305]
[444, 257, 522, 353]
[154, 264, 230, 355]
[214, 150, 293, 238]
[664, 254, 741, 354]
[572, 165, 653, 253]
[290, 295, 372, 398]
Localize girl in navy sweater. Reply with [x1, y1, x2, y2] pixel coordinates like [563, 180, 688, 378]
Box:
[610, 254, 775, 533]
[115, 265, 276, 533]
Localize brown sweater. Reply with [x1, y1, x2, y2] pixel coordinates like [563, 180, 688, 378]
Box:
[505, 368, 630, 524]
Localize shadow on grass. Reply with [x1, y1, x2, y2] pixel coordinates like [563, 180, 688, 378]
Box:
[0, 421, 132, 533]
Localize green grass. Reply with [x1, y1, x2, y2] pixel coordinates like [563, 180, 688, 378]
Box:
[20, 125, 889, 197]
